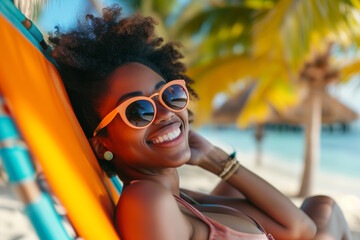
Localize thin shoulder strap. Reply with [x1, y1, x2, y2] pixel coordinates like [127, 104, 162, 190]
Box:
[173, 195, 215, 234]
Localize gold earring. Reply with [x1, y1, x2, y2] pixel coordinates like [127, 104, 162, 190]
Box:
[103, 151, 113, 161]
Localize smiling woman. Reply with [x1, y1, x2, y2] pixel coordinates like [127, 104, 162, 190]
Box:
[49, 4, 351, 240]
[90, 62, 191, 171]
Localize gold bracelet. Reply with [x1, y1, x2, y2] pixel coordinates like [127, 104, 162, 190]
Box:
[222, 161, 240, 181]
[218, 159, 235, 178]
[218, 152, 237, 178]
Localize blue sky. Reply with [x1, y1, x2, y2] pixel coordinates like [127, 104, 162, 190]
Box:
[36, 0, 121, 32]
[329, 80, 360, 127]
[36, 0, 360, 127]
[36, 0, 82, 32]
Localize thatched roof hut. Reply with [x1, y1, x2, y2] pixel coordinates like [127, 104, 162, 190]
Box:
[212, 83, 256, 125]
[212, 88, 358, 126]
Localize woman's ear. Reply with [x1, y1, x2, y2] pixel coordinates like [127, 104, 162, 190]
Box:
[89, 137, 108, 159]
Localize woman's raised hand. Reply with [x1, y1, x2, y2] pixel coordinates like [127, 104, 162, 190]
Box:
[187, 130, 214, 166]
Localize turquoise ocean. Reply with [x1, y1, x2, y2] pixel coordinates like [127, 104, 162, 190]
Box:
[197, 125, 360, 179]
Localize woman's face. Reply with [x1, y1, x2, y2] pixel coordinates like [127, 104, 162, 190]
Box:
[95, 63, 191, 172]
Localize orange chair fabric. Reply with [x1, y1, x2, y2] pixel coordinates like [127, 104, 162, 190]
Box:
[0, 13, 120, 240]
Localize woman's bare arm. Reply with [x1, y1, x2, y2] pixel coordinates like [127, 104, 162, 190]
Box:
[187, 130, 316, 240]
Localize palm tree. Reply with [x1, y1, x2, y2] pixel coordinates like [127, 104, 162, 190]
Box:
[253, 0, 360, 197]
[176, 0, 360, 196]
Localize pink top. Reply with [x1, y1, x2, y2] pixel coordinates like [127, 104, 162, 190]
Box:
[174, 195, 274, 240]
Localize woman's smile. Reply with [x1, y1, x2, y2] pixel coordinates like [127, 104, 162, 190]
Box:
[147, 122, 183, 146]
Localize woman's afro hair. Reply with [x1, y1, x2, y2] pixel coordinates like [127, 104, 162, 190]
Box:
[48, 4, 197, 176]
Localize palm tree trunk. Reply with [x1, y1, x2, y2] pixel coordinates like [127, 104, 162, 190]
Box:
[255, 124, 264, 167]
[299, 87, 323, 197]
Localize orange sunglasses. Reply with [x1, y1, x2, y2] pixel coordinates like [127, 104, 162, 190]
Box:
[93, 79, 189, 136]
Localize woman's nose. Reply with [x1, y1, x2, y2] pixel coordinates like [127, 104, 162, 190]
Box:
[152, 100, 174, 124]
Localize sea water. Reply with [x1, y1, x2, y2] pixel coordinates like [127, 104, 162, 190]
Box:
[197, 125, 360, 179]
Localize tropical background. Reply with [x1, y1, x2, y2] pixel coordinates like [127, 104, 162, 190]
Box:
[1, 0, 360, 239]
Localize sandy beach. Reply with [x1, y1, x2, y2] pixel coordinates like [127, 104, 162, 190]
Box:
[1, 152, 359, 239]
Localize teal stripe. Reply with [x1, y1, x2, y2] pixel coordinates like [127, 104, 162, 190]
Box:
[110, 175, 123, 195]
[0, 115, 19, 140]
[0, 115, 35, 182]
[28, 19, 44, 43]
[0, 146, 36, 182]
[25, 193, 72, 240]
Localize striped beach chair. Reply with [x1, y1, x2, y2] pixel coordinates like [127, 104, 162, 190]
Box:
[0, 1, 122, 239]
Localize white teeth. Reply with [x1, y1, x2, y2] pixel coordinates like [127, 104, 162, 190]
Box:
[151, 128, 181, 144]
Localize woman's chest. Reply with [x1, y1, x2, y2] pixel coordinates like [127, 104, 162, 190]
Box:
[178, 203, 263, 240]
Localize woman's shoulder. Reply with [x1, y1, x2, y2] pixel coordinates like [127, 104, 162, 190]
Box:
[120, 180, 172, 199]
[116, 180, 173, 214]
[115, 180, 192, 240]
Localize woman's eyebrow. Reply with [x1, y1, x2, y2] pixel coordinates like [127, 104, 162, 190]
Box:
[116, 91, 142, 105]
[115, 80, 166, 105]
[154, 80, 166, 89]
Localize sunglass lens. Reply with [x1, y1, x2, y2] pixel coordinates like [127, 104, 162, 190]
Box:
[125, 100, 155, 127]
[162, 84, 188, 110]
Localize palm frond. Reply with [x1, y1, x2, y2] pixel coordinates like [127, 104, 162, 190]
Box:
[169, 0, 206, 36]
[236, 61, 299, 127]
[192, 23, 252, 65]
[253, 0, 360, 70]
[177, 5, 255, 37]
[187, 54, 260, 124]
[152, 0, 177, 19]
[339, 58, 360, 82]
[174, 2, 261, 66]
[126, 0, 178, 22]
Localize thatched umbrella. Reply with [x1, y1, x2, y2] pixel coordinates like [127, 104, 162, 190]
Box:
[213, 87, 358, 126]
[265, 91, 359, 126]
[212, 82, 266, 166]
[212, 82, 256, 125]
[212, 88, 359, 166]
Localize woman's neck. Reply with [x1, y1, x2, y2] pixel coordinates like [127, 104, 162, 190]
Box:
[151, 168, 180, 195]
[121, 167, 181, 196]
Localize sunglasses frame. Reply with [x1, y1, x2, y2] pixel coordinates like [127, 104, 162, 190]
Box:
[93, 79, 189, 136]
